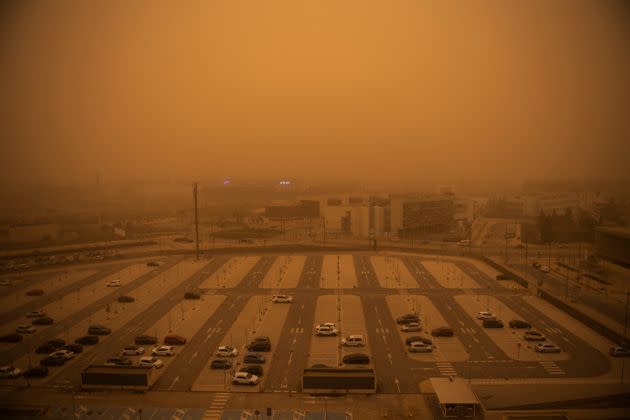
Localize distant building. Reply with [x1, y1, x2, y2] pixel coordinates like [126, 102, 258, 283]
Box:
[8, 223, 61, 244]
[401, 198, 454, 237]
[264, 200, 319, 220]
[327, 198, 343, 206]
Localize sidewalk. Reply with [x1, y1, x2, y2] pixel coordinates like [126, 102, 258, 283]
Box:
[491, 256, 628, 340]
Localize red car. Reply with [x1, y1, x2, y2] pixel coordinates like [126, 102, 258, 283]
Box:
[164, 334, 186, 345]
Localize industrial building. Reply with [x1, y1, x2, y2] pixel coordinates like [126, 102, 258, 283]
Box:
[264, 200, 320, 220]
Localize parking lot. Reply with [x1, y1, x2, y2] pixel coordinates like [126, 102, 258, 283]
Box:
[0, 252, 622, 395]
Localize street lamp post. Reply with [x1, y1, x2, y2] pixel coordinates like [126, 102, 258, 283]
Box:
[624, 291, 630, 337]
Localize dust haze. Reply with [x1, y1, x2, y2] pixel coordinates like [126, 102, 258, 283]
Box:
[1, 0, 629, 188]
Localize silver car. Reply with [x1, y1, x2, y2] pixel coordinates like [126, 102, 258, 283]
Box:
[401, 322, 422, 332]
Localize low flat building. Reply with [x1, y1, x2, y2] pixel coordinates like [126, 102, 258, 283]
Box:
[7, 223, 60, 244]
[264, 200, 319, 220]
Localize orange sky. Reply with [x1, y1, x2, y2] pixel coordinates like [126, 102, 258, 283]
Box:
[1, 0, 629, 187]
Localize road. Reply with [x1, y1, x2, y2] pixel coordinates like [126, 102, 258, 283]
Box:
[263, 255, 322, 391]
[0, 252, 614, 395]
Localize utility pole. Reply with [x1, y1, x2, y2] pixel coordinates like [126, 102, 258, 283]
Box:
[504, 224, 509, 263]
[193, 182, 199, 260]
[624, 291, 629, 337]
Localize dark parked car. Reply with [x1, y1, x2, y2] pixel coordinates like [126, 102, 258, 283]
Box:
[431, 327, 454, 337]
[75, 335, 99, 345]
[483, 319, 504, 328]
[47, 338, 65, 348]
[135, 335, 158, 345]
[25, 289, 44, 296]
[246, 341, 271, 352]
[210, 358, 232, 369]
[146, 261, 160, 267]
[609, 346, 630, 357]
[62, 343, 83, 354]
[0, 333, 23, 343]
[35, 343, 58, 354]
[396, 314, 420, 325]
[243, 352, 266, 364]
[184, 292, 200, 300]
[32, 317, 54, 325]
[117, 295, 135, 303]
[105, 356, 132, 366]
[405, 336, 433, 346]
[509, 320, 531, 329]
[239, 365, 263, 377]
[342, 353, 370, 365]
[164, 335, 187, 345]
[88, 325, 111, 335]
[23, 366, 48, 378]
[40, 355, 65, 366]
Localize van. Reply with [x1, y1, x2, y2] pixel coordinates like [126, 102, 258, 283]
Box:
[341, 335, 365, 347]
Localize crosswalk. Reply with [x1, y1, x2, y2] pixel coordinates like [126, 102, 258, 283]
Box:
[539, 361, 565, 375]
[436, 361, 457, 376]
[290, 327, 305, 334]
[544, 327, 563, 334]
[202, 393, 231, 420]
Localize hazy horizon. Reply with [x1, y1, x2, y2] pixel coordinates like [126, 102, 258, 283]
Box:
[2, 0, 629, 188]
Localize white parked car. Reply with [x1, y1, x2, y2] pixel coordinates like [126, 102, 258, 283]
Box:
[535, 343, 561, 353]
[341, 335, 365, 347]
[26, 310, 46, 318]
[476, 311, 496, 321]
[401, 322, 422, 332]
[152, 346, 175, 356]
[106, 280, 121, 287]
[271, 295, 293, 303]
[0, 366, 22, 378]
[315, 325, 338, 336]
[408, 341, 432, 353]
[523, 330, 546, 341]
[16, 325, 37, 334]
[122, 345, 145, 355]
[138, 356, 164, 368]
[231, 371, 259, 385]
[216, 345, 238, 357]
[49, 349, 74, 360]
[538, 265, 550, 273]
